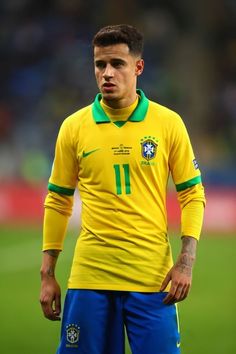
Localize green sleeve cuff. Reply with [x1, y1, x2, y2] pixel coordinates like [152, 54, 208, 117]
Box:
[176, 176, 202, 192]
[48, 183, 75, 196]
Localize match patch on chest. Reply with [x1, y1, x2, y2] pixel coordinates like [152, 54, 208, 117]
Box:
[112, 144, 133, 156]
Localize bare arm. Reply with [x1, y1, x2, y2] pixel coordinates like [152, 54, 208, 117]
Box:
[40, 250, 61, 321]
[160, 236, 197, 304]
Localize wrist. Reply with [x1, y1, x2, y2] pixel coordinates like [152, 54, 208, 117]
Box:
[176, 255, 195, 273]
[40, 267, 55, 280]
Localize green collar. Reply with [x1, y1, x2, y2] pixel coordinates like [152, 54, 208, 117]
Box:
[92, 89, 149, 124]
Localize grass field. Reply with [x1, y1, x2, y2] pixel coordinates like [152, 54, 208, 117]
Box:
[0, 226, 235, 354]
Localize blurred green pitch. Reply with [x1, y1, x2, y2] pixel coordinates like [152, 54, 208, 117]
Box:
[0, 227, 235, 354]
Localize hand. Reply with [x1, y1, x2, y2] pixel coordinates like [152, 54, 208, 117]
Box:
[40, 277, 61, 321]
[160, 254, 193, 305]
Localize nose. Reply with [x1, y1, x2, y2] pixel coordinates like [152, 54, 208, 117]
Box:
[103, 64, 114, 79]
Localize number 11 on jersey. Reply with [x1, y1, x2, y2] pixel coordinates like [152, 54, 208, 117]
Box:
[113, 164, 131, 195]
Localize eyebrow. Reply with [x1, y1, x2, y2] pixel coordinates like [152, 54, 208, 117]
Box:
[111, 58, 126, 64]
[94, 58, 127, 65]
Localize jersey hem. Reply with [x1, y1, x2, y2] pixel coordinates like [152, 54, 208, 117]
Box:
[67, 283, 170, 292]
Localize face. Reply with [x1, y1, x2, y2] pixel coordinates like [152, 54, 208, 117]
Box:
[94, 43, 144, 108]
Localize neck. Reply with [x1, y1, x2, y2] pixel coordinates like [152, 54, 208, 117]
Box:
[101, 95, 139, 121]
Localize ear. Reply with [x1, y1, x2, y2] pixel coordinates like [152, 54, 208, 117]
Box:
[135, 59, 144, 76]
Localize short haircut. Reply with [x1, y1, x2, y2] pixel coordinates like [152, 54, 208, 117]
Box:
[92, 24, 144, 56]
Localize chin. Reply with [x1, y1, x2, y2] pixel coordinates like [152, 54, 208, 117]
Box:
[102, 92, 118, 100]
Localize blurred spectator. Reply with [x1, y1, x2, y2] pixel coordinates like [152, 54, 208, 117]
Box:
[0, 0, 235, 186]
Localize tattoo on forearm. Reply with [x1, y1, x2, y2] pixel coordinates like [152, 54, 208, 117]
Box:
[44, 249, 60, 258]
[46, 266, 55, 277]
[40, 250, 60, 279]
[176, 254, 193, 276]
[181, 236, 197, 258]
[176, 236, 198, 275]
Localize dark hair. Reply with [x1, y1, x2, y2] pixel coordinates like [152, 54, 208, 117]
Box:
[92, 24, 143, 56]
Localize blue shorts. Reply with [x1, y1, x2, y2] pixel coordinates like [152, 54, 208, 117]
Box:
[56, 290, 180, 354]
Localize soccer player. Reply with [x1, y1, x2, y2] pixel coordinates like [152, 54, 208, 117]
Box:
[40, 24, 205, 354]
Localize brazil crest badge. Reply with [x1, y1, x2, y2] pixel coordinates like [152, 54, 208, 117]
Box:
[66, 324, 80, 345]
[141, 137, 158, 161]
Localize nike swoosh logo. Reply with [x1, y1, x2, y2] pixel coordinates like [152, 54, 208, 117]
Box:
[82, 148, 100, 158]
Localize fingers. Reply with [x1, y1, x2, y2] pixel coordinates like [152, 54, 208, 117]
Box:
[160, 272, 171, 292]
[40, 293, 61, 321]
[54, 293, 62, 317]
[163, 282, 190, 305]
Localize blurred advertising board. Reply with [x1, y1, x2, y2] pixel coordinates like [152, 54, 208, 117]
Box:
[0, 183, 235, 233]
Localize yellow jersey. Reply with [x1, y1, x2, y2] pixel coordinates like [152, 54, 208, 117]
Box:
[45, 90, 205, 291]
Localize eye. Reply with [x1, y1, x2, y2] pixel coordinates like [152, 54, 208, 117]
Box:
[112, 60, 125, 68]
[113, 63, 122, 68]
[95, 61, 106, 69]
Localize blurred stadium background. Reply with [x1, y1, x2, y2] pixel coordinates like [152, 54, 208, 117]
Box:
[0, 0, 235, 353]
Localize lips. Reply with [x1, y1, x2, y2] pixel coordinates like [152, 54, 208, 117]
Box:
[102, 82, 116, 93]
[103, 82, 115, 88]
